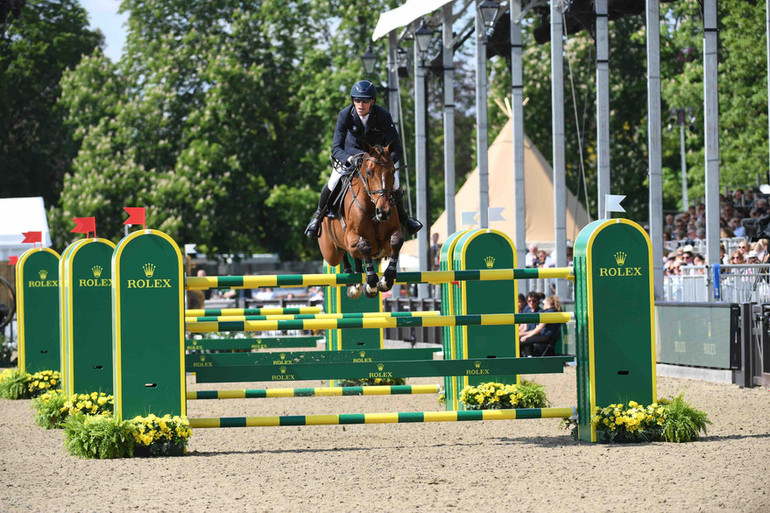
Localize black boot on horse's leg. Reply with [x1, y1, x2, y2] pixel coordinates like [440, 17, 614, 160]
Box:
[395, 189, 423, 236]
[304, 185, 332, 238]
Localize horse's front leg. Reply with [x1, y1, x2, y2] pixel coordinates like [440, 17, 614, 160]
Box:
[378, 230, 404, 292]
[342, 253, 363, 300]
[354, 237, 380, 298]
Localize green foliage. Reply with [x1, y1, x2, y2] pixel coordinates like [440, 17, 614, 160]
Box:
[564, 395, 710, 444]
[661, 0, 770, 202]
[32, 390, 68, 429]
[63, 413, 135, 459]
[337, 377, 406, 387]
[660, 393, 711, 443]
[1, 0, 102, 206]
[0, 368, 31, 399]
[459, 380, 549, 410]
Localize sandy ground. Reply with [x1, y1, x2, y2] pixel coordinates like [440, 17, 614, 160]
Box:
[1, 367, 769, 513]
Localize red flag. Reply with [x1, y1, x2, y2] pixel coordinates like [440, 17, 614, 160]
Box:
[8, 256, 18, 266]
[22, 231, 42, 244]
[123, 207, 146, 228]
[71, 217, 96, 235]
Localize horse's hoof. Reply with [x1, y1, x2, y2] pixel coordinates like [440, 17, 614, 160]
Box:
[347, 284, 363, 299]
[364, 284, 379, 298]
[377, 276, 392, 292]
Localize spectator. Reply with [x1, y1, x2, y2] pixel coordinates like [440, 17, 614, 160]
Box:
[520, 295, 563, 356]
[429, 232, 442, 271]
[729, 217, 746, 238]
[254, 288, 276, 300]
[535, 249, 553, 268]
[525, 244, 539, 268]
[517, 293, 526, 313]
[519, 291, 542, 336]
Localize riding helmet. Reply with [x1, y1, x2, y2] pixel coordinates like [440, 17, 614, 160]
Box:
[350, 80, 377, 100]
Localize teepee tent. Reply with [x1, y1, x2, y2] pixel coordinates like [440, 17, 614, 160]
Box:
[402, 117, 591, 258]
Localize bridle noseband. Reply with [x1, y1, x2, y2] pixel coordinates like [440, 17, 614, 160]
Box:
[350, 154, 396, 219]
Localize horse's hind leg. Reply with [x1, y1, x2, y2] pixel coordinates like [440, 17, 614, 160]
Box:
[343, 254, 363, 299]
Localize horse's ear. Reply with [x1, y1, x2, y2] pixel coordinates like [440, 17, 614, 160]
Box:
[364, 141, 373, 154]
[383, 141, 392, 155]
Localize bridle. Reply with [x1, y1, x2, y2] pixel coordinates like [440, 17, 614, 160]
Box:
[350, 154, 396, 219]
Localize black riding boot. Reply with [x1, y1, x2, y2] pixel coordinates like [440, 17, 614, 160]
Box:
[304, 185, 332, 238]
[395, 189, 423, 236]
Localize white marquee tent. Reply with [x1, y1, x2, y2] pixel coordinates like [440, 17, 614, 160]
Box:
[0, 197, 52, 261]
[401, 118, 591, 259]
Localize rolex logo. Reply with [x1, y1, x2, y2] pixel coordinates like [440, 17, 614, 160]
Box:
[38, 269, 48, 280]
[377, 363, 384, 371]
[614, 251, 627, 266]
[359, 351, 366, 358]
[91, 265, 103, 278]
[280, 366, 287, 374]
[279, 353, 286, 360]
[142, 263, 156, 277]
[484, 256, 495, 268]
[474, 361, 481, 369]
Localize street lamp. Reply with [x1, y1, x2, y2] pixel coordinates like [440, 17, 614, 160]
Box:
[361, 43, 377, 75]
[478, 0, 501, 39]
[414, 19, 433, 59]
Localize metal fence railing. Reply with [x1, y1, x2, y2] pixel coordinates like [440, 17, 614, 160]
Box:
[663, 265, 770, 303]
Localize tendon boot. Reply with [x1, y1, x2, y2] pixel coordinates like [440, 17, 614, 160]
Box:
[395, 189, 423, 236]
[304, 185, 333, 238]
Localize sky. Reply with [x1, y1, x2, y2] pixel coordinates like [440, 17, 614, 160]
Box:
[81, 0, 128, 62]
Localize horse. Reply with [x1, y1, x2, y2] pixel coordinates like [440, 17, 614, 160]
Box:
[318, 143, 404, 299]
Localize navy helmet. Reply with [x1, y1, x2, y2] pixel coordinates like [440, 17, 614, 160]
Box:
[351, 80, 377, 100]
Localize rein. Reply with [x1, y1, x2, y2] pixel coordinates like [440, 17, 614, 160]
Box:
[349, 154, 395, 220]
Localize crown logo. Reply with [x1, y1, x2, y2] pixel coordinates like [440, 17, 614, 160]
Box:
[200, 356, 205, 362]
[377, 363, 384, 371]
[614, 251, 627, 266]
[279, 353, 286, 360]
[91, 265, 103, 278]
[474, 361, 481, 369]
[38, 269, 48, 280]
[484, 256, 495, 268]
[359, 351, 366, 358]
[142, 263, 156, 277]
[280, 366, 287, 374]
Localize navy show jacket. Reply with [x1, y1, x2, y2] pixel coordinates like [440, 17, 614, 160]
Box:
[331, 104, 402, 166]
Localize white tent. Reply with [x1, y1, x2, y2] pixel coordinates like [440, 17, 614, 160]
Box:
[402, 118, 591, 257]
[0, 197, 52, 261]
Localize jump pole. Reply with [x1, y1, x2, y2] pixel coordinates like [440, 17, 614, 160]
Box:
[189, 407, 577, 428]
[187, 384, 441, 400]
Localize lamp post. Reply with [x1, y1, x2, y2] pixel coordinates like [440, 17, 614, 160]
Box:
[475, 0, 500, 229]
[414, 18, 433, 296]
[361, 43, 377, 75]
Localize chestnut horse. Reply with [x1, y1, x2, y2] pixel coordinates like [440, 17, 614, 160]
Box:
[318, 144, 404, 299]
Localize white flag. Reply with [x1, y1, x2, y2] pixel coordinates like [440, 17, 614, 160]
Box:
[488, 207, 506, 222]
[461, 211, 478, 226]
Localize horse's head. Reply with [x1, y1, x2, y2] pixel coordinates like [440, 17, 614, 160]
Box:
[360, 143, 396, 223]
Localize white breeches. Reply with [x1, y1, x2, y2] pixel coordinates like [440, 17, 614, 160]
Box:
[327, 169, 400, 190]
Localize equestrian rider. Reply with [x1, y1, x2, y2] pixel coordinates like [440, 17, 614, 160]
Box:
[304, 80, 423, 238]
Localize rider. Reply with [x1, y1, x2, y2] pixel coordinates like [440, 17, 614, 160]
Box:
[304, 80, 423, 238]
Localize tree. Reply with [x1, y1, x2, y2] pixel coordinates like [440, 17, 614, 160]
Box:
[0, 0, 102, 205]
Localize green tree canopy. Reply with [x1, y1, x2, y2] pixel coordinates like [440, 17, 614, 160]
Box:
[0, 0, 102, 206]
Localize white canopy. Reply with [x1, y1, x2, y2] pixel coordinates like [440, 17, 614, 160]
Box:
[372, 0, 454, 40]
[0, 197, 52, 260]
